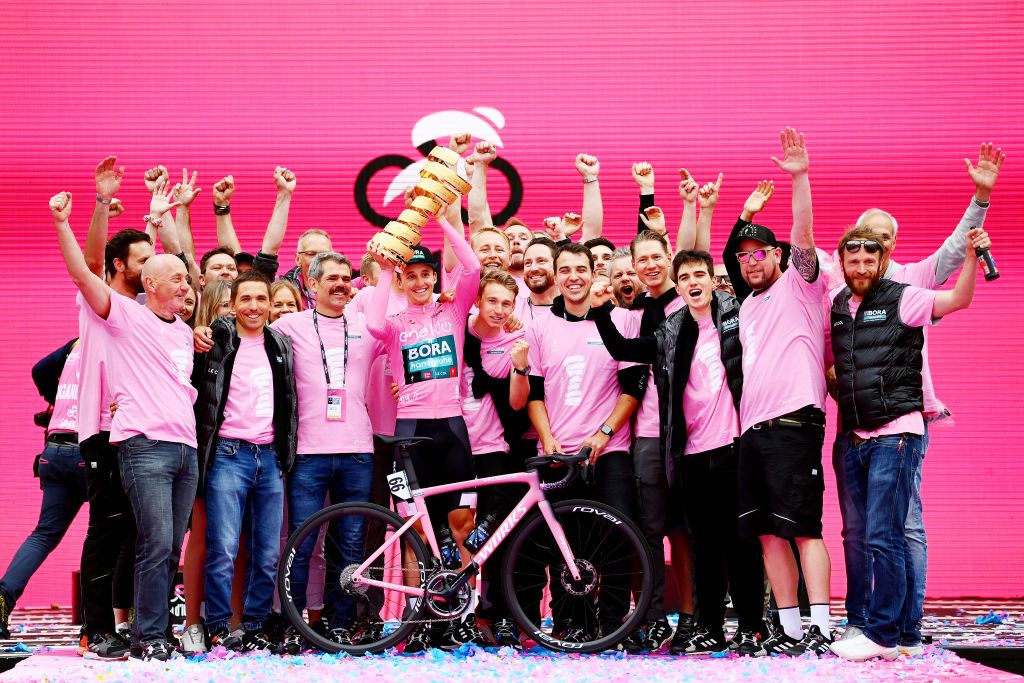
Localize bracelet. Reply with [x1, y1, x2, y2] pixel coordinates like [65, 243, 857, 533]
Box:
[143, 214, 164, 228]
[96, 195, 112, 205]
[583, 175, 599, 184]
[214, 203, 231, 215]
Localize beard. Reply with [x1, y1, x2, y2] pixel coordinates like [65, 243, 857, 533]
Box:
[845, 269, 882, 297]
[526, 271, 554, 295]
[125, 268, 145, 294]
[510, 252, 524, 270]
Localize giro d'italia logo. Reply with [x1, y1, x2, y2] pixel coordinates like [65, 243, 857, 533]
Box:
[354, 108, 523, 228]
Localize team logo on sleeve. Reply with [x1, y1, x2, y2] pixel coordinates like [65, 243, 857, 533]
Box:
[402, 334, 458, 384]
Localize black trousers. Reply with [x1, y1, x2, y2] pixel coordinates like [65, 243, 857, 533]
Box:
[680, 442, 765, 635]
[79, 432, 136, 635]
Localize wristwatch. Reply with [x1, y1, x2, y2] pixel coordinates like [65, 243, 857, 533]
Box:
[599, 424, 614, 437]
[513, 365, 530, 376]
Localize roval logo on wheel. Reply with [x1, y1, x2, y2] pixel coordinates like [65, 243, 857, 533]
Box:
[354, 108, 523, 228]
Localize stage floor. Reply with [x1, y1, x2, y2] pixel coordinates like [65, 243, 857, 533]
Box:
[2, 599, 1023, 682]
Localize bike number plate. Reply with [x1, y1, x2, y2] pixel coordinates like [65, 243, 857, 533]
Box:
[388, 471, 413, 501]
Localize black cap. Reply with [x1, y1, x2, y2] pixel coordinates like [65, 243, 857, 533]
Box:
[234, 251, 256, 266]
[734, 223, 778, 248]
[405, 245, 438, 271]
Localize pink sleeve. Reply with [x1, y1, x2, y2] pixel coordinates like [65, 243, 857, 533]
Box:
[898, 287, 938, 328]
[103, 291, 134, 337]
[823, 293, 835, 368]
[611, 309, 642, 370]
[525, 322, 543, 377]
[351, 275, 367, 291]
[439, 218, 481, 316]
[895, 254, 939, 290]
[365, 270, 397, 341]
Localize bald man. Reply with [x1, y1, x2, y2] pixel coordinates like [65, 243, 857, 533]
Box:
[53, 192, 199, 662]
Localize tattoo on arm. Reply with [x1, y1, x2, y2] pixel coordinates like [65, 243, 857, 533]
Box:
[791, 245, 818, 283]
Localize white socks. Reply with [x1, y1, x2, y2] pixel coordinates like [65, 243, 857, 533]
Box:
[810, 603, 831, 634]
[778, 607, 804, 639]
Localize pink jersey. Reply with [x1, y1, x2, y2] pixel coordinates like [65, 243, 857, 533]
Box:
[103, 293, 197, 447]
[76, 292, 116, 441]
[272, 308, 384, 454]
[683, 317, 740, 454]
[350, 285, 408, 436]
[48, 341, 82, 435]
[888, 256, 943, 417]
[841, 287, 937, 439]
[461, 323, 525, 455]
[513, 296, 553, 327]
[526, 306, 639, 455]
[739, 265, 827, 433]
[634, 296, 686, 439]
[218, 336, 275, 444]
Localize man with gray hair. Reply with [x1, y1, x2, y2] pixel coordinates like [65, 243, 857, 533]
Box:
[609, 247, 645, 308]
[270, 251, 385, 647]
[281, 229, 334, 308]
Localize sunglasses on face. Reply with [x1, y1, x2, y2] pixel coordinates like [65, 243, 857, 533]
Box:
[712, 275, 732, 287]
[735, 249, 771, 264]
[843, 240, 881, 254]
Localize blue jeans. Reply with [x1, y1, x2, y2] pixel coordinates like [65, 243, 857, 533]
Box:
[0, 443, 87, 605]
[118, 436, 198, 646]
[843, 433, 923, 647]
[835, 427, 928, 645]
[204, 439, 284, 633]
[287, 453, 372, 629]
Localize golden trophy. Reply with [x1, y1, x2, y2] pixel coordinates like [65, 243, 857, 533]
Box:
[368, 145, 471, 264]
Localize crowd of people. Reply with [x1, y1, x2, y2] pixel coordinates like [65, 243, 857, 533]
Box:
[0, 130, 1003, 663]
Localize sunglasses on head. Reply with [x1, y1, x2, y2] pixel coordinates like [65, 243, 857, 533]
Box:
[735, 248, 772, 264]
[844, 240, 881, 254]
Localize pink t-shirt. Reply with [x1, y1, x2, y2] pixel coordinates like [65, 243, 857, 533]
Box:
[272, 308, 384, 454]
[103, 293, 197, 447]
[513, 297, 553, 327]
[841, 287, 937, 439]
[739, 265, 827, 433]
[350, 284, 408, 436]
[76, 292, 115, 441]
[461, 323, 526, 455]
[683, 317, 740, 454]
[218, 336, 275, 444]
[634, 296, 686, 439]
[48, 342, 82, 435]
[888, 256, 943, 418]
[526, 306, 639, 455]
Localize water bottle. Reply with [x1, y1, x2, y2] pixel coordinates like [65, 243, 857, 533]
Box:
[464, 512, 499, 554]
[975, 246, 1000, 282]
[438, 525, 461, 569]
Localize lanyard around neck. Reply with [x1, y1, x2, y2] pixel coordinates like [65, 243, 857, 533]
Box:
[312, 310, 348, 387]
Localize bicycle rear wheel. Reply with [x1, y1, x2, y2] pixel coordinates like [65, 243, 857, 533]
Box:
[277, 502, 429, 654]
[502, 499, 654, 653]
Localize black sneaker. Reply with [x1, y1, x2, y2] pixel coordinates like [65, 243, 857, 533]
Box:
[732, 630, 761, 657]
[280, 626, 303, 655]
[441, 615, 489, 649]
[0, 592, 11, 639]
[327, 627, 354, 647]
[350, 620, 384, 646]
[753, 623, 800, 657]
[242, 630, 282, 653]
[783, 624, 833, 656]
[83, 632, 130, 660]
[130, 640, 176, 662]
[209, 628, 243, 651]
[668, 614, 697, 654]
[403, 625, 433, 654]
[678, 627, 727, 655]
[641, 619, 673, 651]
[492, 618, 522, 650]
[617, 628, 645, 654]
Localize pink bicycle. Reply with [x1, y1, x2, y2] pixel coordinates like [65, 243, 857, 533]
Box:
[277, 435, 654, 654]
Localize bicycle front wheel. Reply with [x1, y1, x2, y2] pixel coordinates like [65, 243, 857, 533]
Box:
[502, 499, 654, 653]
[277, 502, 428, 655]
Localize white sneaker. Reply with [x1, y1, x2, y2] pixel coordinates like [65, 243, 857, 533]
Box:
[180, 623, 208, 653]
[899, 644, 925, 657]
[840, 625, 864, 641]
[829, 634, 898, 661]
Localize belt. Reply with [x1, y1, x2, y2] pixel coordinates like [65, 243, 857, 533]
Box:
[46, 432, 79, 446]
[751, 413, 825, 431]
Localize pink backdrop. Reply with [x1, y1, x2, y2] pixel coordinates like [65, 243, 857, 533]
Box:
[2, 1, 1023, 607]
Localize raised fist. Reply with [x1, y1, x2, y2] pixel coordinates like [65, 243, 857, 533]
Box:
[474, 140, 497, 166]
[213, 176, 235, 205]
[449, 132, 472, 156]
[49, 191, 72, 222]
[543, 216, 566, 241]
[510, 339, 530, 371]
[274, 166, 297, 194]
[144, 165, 169, 194]
[562, 212, 583, 237]
[631, 162, 654, 191]
[589, 278, 614, 307]
[575, 153, 600, 179]
[108, 198, 124, 218]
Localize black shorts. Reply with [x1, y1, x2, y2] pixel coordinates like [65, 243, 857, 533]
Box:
[737, 408, 826, 539]
[395, 416, 476, 529]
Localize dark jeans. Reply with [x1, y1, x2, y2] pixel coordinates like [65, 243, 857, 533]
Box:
[843, 433, 923, 648]
[680, 442, 765, 635]
[287, 453, 373, 629]
[204, 439, 284, 633]
[118, 436, 198, 646]
[0, 442, 87, 606]
[631, 437, 669, 621]
[79, 432, 137, 636]
[835, 427, 929, 645]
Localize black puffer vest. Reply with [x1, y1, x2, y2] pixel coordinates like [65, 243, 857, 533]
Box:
[830, 279, 924, 432]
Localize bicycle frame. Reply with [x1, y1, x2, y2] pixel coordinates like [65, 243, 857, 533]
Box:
[351, 469, 582, 598]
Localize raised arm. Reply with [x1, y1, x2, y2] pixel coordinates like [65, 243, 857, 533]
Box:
[771, 127, 816, 281]
[591, 304, 658, 363]
[675, 169, 699, 250]
[632, 162, 656, 234]
[149, 177, 184, 255]
[694, 173, 723, 254]
[576, 154, 603, 242]
[86, 156, 125, 277]
[364, 254, 396, 339]
[212, 175, 242, 253]
[261, 166, 296, 256]
[172, 168, 203, 283]
[467, 140, 496, 231]
[639, 206, 672, 253]
[441, 198, 467, 274]
[438, 214, 480, 306]
[52, 192, 111, 318]
[932, 229, 983, 318]
[509, 339, 530, 411]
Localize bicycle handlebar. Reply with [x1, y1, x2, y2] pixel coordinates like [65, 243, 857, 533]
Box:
[526, 447, 593, 491]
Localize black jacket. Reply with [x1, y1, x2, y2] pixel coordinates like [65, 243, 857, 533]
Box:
[831, 279, 925, 431]
[191, 317, 297, 491]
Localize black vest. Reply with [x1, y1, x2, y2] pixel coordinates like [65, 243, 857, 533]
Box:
[830, 279, 925, 432]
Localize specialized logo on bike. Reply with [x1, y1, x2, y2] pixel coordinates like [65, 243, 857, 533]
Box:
[354, 108, 523, 228]
[402, 334, 458, 383]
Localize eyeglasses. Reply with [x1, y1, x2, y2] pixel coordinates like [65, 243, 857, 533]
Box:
[712, 275, 732, 287]
[297, 250, 326, 259]
[843, 240, 881, 254]
[735, 249, 771, 264]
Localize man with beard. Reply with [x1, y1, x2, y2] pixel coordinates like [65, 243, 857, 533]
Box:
[513, 236, 559, 325]
[609, 247, 644, 308]
[828, 227, 982, 661]
[503, 218, 532, 294]
[584, 237, 616, 279]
